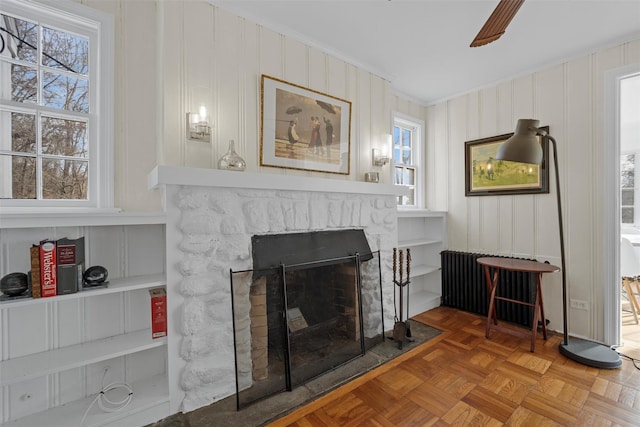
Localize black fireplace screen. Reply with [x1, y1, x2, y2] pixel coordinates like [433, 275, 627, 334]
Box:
[229, 251, 384, 410]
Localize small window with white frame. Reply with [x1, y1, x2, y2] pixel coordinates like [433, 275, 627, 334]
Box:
[621, 153, 636, 224]
[0, 0, 113, 210]
[392, 113, 423, 208]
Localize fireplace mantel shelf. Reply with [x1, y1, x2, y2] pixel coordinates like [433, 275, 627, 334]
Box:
[148, 166, 408, 196]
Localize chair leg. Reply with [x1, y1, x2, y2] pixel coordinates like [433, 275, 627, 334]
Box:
[623, 278, 640, 324]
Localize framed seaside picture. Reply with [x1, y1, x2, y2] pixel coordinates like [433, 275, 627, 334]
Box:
[260, 75, 352, 174]
[464, 127, 549, 196]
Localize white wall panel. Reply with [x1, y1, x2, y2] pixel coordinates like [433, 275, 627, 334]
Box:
[211, 8, 242, 170]
[535, 65, 564, 261]
[125, 225, 166, 277]
[369, 76, 388, 182]
[477, 88, 499, 254]
[565, 55, 593, 317]
[478, 88, 498, 138]
[354, 70, 371, 180]
[7, 377, 48, 421]
[240, 20, 260, 171]
[448, 98, 470, 250]
[496, 81, 514, 132]
[458, 94, 481, 251]
[85, 226, 123, 278]
[308, 47, 327, 92]
[160, 0, 185, 168]
[6, 305, 47, 358]
[327, 57, 349, 101]
[85, 293, 124, 339]
[58, 368, 83, 405]
[258, 27, 284, 84]
[126, 346, 166, 384]
[120, 0, 161, 211]
[427, 103, 449, 215]
[283, 37, 308, 86]
[56, 299, 82, 348]
[126, 288, 152, 332]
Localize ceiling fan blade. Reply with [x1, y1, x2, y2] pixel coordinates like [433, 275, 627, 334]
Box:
[470, 0, 525, 47]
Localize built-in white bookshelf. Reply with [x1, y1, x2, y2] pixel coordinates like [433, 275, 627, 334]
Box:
[397, 210, 447, 317]
[0, 212, 168, 426]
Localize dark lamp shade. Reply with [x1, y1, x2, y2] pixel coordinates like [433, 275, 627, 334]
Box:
[496, 119, 543, 165]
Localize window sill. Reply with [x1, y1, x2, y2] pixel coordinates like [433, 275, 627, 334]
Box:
[0, 209, 166, 229]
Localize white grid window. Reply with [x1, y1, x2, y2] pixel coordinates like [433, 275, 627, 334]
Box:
[0, 0, 113, 209]
[393, 114, 423, 208]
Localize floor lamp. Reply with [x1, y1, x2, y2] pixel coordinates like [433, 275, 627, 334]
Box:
[496, 119, 621, 369]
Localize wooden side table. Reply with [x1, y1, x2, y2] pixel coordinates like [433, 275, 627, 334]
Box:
[477, 257, 560, 352]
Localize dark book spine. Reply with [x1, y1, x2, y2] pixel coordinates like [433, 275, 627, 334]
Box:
[56, 238, 83, 295]
[30, 246, 41, 298]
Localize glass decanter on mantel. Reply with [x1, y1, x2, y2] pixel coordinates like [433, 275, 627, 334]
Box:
[218, 139, 246, 171]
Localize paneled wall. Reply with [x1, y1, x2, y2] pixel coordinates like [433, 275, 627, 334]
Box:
[77, 0, 640, 343]
[426, 39, 640, 341]
[82, 0, 411, 212]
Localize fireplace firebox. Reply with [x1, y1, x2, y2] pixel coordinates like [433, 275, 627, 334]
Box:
[230, 230, 384, 409]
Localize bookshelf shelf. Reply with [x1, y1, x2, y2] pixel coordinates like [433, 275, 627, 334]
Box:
[0, 274, 166, 308]
[397, 210, 447, 317]
[0, 220, 168, 425]
[1, 329, 166, 386]
[0, 211, 166, 229]
[5, 374, 169, 427]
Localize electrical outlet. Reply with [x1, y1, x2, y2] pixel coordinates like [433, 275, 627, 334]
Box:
[570, 299, 589, 310]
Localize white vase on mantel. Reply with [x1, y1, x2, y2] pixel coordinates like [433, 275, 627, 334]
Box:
[218, 139, 246, 171]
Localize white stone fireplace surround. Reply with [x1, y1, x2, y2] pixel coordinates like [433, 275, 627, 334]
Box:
[149, 166, 405, 414]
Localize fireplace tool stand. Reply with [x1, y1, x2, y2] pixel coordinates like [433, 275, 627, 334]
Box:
[389, 248, 414, 349]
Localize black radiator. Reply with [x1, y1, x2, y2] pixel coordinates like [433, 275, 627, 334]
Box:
[440, 251, 536, 327]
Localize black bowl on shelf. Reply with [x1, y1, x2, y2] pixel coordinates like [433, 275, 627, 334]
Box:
[83, 266, 108, 286]
[1, 272, 29, 296]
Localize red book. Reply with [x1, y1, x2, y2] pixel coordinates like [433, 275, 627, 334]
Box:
[40, 240, 57, 298]
[149, 287, 167, 339]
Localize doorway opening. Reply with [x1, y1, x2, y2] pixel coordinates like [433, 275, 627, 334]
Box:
[602, 64, 640, 345]
[619, 72, 640, 347]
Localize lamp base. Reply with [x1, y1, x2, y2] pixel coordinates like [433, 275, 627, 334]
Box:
[559, 340, 621, 369]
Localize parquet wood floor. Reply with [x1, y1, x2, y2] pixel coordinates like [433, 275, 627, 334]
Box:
[268, 307, 640, 427]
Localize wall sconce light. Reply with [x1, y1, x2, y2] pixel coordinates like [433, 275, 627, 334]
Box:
[187, 105, 211, 142]
[372, 134, 392, 166]
[372, 148, 390, 166]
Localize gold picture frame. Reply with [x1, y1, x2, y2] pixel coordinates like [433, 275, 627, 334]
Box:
[465, 127, 549, 196]
[260, 75, 352, 174]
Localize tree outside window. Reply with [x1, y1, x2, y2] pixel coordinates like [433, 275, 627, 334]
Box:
[1, 12, 89, 201]
[0, 0, 113, 210]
